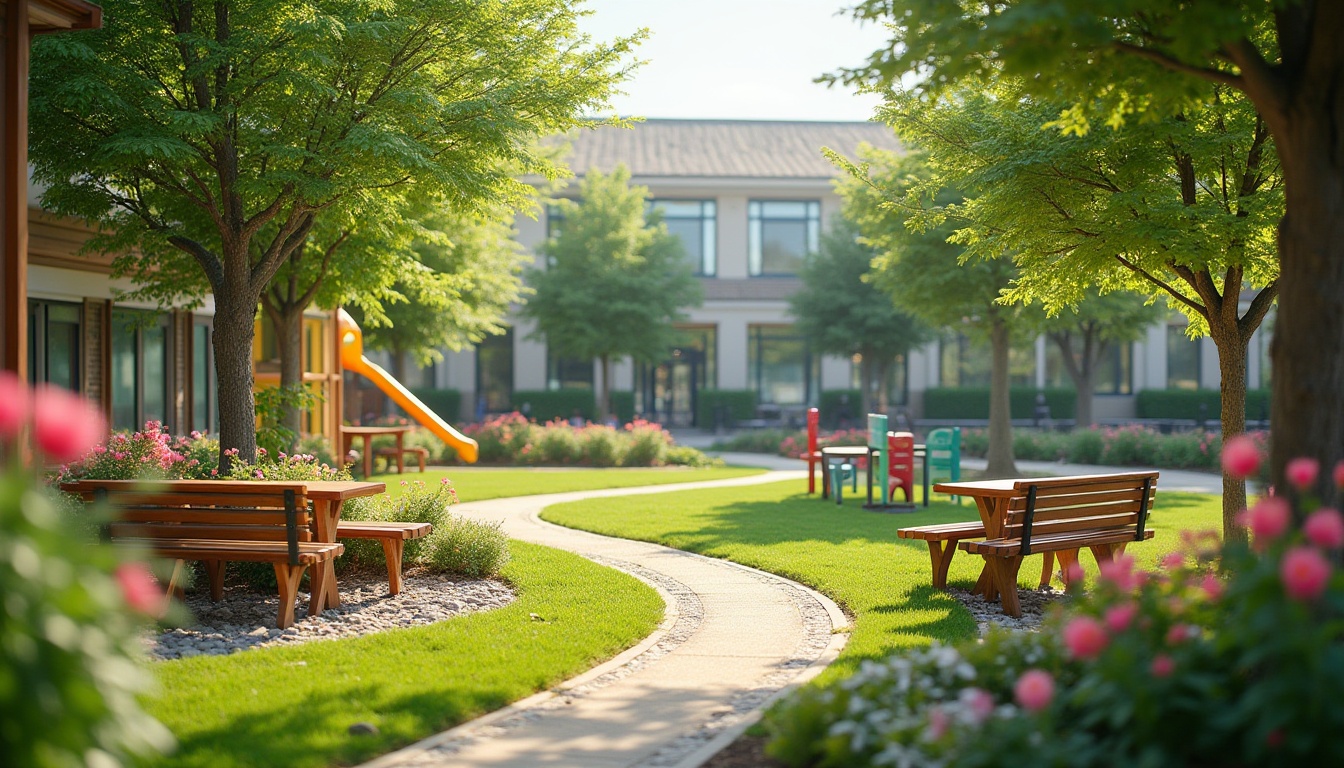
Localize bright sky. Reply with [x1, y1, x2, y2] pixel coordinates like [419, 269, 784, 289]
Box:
[578, 0, 890, 122]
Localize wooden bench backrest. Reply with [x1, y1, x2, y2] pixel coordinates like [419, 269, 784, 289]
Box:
[63, 480, 311, 565]
[1003, 472, 1159, 555]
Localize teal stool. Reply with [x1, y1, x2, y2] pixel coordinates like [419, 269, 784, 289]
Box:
[926, 427, 962, 504]
[828, 456, 857, 504]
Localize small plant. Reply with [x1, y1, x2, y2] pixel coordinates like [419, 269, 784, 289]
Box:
[424, 515, 511, 578]
[580, 423, 623, 467]
[222, 449, 351, 482]
[340, 479, 459, 570]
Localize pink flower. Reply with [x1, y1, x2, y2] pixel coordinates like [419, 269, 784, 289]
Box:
[1063, 615, 1109, 660]
[1281, 546, 1332, 601]
[926, 707, 949, 740]
[32, 385, 106, 463]
[1166, 624, 1195, 645]
[1286, 458, 1320, 491]
[1161, 551, 1185, 569]
[0, 371, 28, 441]
[961, 687, 995, 723]
[1098, 554, 1137, 591]
[115, 562, 164, 617]
[1104, 602, 1138, 633]
[1200, 574, 1224, 601]
[1062, 561, 1085, 585]
[1014, 669, 1055, 713]
[1334, 461, 1344, 490]
[1150, 654, 1175, 678]
[1305, 508, 1344, 549]
[1221, 435, 1261, 479]
[1238, 497, 1291, 544]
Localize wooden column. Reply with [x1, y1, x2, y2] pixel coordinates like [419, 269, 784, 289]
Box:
[1, 0, 30, 379]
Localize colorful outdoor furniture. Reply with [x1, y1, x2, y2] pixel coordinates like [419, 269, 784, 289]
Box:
[828, 454, 858, 504]
[799, 407, 822, 494]
[887, 432, 917, 504]
[867, 414, 889, 504]
[926, 427, 962, 504]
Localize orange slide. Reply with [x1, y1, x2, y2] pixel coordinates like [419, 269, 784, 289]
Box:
[337, 310, 479, 463]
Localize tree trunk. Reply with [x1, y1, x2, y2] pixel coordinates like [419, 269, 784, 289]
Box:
[876, 359, 892, 415]
[1075, 372, 1095, 430]
[986, 317, 1019, 477]
[598, 356, 612, 422]
[860, 355, 877, 416]
[1271, 119, 1344, 517]
[213, 291, 259, 473]
[1210, 323, 1251, 545]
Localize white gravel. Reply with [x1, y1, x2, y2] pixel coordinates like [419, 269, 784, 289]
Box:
[948, 585, 1070, 636]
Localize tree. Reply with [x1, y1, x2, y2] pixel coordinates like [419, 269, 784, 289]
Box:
[869, 86, 1279, 537]
[29, 0, 640, 468]
[789, 216, 932, 416]
[521, 165, 702, 422]
[838, 0, 1338, 510]
[836, 149, 1025, 477]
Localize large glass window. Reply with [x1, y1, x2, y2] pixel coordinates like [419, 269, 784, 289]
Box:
[546, 352, 594, 390]
[650, 199, 717, 276]
[476, 329, 515, 415]
[27, 300, 81, 392]
[111, 309, 170, 431]
[192, 320, 216, 434]
[748, 200, 820, 276]
[748, 325, 817, 405]
[939, 333, 1035, 388]
[1045, 341, 1133, 394]
[851, 353, 910, 407]
[1167, 323, 1202, 390]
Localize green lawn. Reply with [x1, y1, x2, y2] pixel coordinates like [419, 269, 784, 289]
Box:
[370, 466, 766, 502]
[540, 480, 1223, 682]
[145, 542, 663, 768]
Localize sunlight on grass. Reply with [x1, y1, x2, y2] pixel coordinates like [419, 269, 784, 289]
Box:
[541, 480, 1223, 682]
[144, 542, 662, 768]
[370, 466, 765, 502]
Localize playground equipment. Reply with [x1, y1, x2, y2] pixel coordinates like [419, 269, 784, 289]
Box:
[887, 432, 916, 504]
[863, 414, 916, 511]
[925, 427, 961, 503]
[337, 310, 479, 463]
[799, 407, 823, 494]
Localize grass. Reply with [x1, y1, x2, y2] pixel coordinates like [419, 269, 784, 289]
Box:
[368, 466, 765, 502]
[145, 541, 663, 768]
[540, 479, 1223, 682]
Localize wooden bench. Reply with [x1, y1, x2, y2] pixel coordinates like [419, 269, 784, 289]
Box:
[899, 522, 1054, 590]
[65, 481, 344, 629]
[374, 445, 430, 473]
[959, 472, 1158, 617]
[336, 521, 432, 594]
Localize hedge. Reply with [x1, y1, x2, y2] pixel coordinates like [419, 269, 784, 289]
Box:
[1135, 389, 1271, 421]
[510, 389, 597, 423]
[921, 387, 1078, 420]
[818, 389, 863, 428]
[696, 389, 757, 429]
[610, 391, 636, 424]
[407, 388, 462, 424]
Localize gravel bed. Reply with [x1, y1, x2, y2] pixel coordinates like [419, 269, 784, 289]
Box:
[148, 567, 515, 660]
[948, 585, 1071, 636]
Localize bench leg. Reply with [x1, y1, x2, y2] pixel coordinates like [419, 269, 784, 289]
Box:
[926, 541, 957, 590]
[273, 563, 307, 629]
[166, 559, 188, 601]
[203, 560, 226, 602]
[1038, 552, 1056, 589]
[380, 538, 406, 595]
[991, 556, 1025, 617]
[973, 559, 996, 599]
[417, 451, 426, 472]
[1056, 549, 1081, 586]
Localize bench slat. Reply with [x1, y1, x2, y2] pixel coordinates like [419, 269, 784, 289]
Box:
[112, 508, 313, 526]
[1006, 487, 1153, 513]
[109, 523, 315, 542]
[1006, 498, 1148, 525]
[1002, 512, 1140, 538]
[338, 521, 433, 540]
[897, 522, 985, 541]
[70, 490, 309, 509]
[963, 528, 1154, 556]
[119, 538, 343, 565]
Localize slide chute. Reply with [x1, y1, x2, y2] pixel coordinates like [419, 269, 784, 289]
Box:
[337, 310, 479, 463]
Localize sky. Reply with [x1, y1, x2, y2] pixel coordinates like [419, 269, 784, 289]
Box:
[577, 0, 891, 122]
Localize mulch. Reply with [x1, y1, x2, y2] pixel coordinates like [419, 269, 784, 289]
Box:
[700, 733, 786, 768]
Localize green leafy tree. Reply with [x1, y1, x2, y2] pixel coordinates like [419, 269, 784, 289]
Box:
[789, 216, 932, 416]
[29, 0, 640, 468]
[836, 150, 1025, 477]
[522, 165, 702, 422]
[871, 86, 1279, 536]
[837, 0, 1335, 509]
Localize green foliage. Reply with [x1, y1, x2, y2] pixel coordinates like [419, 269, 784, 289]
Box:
[610, 391, 636, 424]
[818, 390, 863, 428]
[461, 414, 714, 467]
[521, 166, 702, 417]
[922, 388, 1078, 420]
[408, 388, 463, 426]
[960, 427, 1235, 471]
[697, 389, 758, 429]
[254, 386, 319, 456]
[293, 434, 339, 469]
[424, 517, 511, 578]
[510, 389, 597, 423]
[341, 479, 463, 570]
[58, 422, 219, 482]
[223, 450, 351, 482]
[713, 429, 801, 455]
[1137, 389, 1271, 422]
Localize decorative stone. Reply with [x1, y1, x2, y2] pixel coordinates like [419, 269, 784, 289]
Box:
[348, 722, 379, 736]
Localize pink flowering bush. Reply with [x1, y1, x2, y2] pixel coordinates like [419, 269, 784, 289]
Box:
[462, 412, 717, 467]
[766, 441, 1344, 768]
[961, 426, 1269, 472]
[57, 422, 219, 483]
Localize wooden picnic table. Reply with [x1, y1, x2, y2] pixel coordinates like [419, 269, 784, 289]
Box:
[341, 425, 410, 479]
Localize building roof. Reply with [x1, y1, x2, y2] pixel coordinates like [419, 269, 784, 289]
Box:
[561, 119, 902, 180]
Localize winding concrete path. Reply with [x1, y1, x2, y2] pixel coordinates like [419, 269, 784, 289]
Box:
[362, 468, 846, 768]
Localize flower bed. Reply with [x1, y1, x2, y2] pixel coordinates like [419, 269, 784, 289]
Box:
[460, 413, 720, 467]
[959, 426, 1271, 472]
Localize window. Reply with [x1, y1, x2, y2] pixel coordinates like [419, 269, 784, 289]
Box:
[27, 300, 81, 392]
[939, 333, 1035, 388]
[1045, 342, 1133, 394]
[850, 353, 910, 407]
[1257, 311, 1275, 389]
[546, 352, 594, 390]
[749, 200, 819, 276]
[1167, 323, 1202, 390]
[111, 309, 170, 431]
[545, 202, 567, 239]
[649, 200, 716, 276]
[191, 319, 217, 434]
[748, 325, 817, 405]
[476, 329, 514, 414]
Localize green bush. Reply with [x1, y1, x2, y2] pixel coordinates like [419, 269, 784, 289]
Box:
[711, 428, 802, 454]
[962, 427, 1229, 471]
[529, 421, 583, 465]
[424, 516, 511, 578]
[466, 412, 534, 463]
[697, 389, 757, 429]
[922, 387, 1078, 420]
[664, 445, 725, 468]
[339, 479, 458, 571]
[621, 420, 672, 467]
[408, 387, 462, 424]
[580, 424, 624, 467]
[610, 390, 636, 424]
[819, 389, 863, 427]
[1066, 429, 1105, 464]
[511, 389, 596, 423]
[1135, 388, 1271, 421]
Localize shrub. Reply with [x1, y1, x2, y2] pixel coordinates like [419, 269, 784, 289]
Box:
[696, 389, 757, 429]
[621, 419, 672, 467]
[408, 387, 462, 424]
[610, 390, 636, 424]
[424, 516, 511, 578]
[294, 433, 339, 468]
[510, 389, 596, 423]
[1065, 428, 1105, 465]
[58, 422, 219, 482]
[766, 445, 1344, 768]
[339, 479, 459, 571]
[1136, 388, 1272, 422]
[922, 387, 1078, 420]
[1099, 424, 1161, 466]
[665, 445, 725, 468]
[818, 389, 863, 428]
[464, 412, 534, 463]
[580, 424, 624, 467]
[223, 449, 351, 482]
[716, 429, 802, 454]
[531, 420, 583, 465]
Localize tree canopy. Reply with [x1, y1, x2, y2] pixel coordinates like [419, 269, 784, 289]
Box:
[29, 0, 641, 466]
[521, 165, 702, 421]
